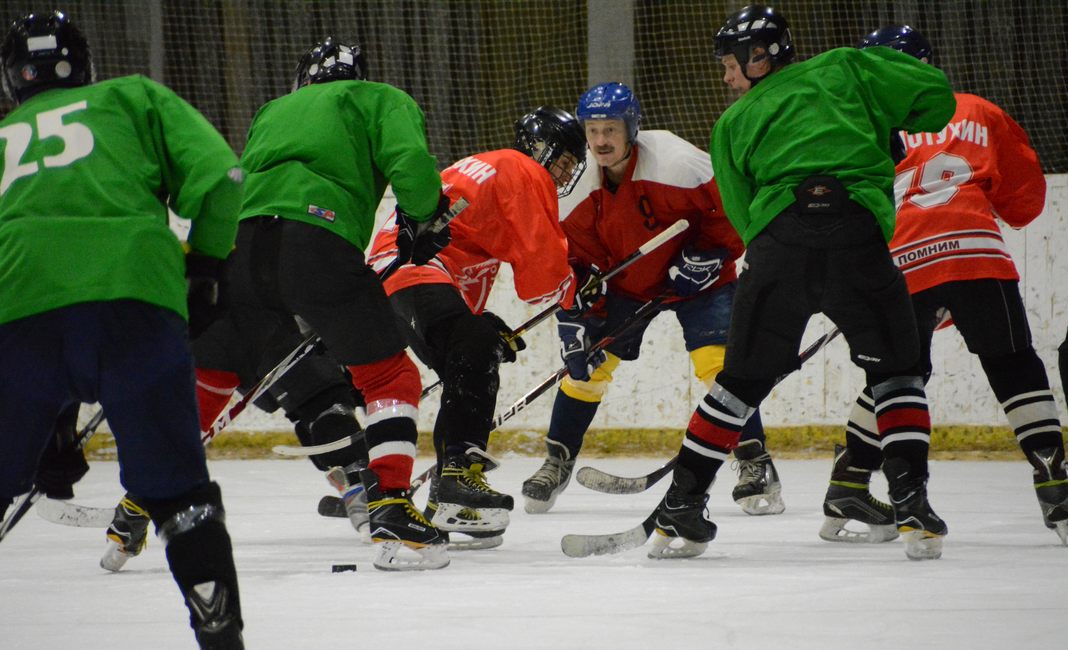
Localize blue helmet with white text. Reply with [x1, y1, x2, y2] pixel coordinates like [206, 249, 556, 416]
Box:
[576, 82, 641, 143]
[858, 25, 933, 64]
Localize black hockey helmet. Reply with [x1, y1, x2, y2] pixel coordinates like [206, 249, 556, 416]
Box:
[1, 10, 93, 104]
[858, 25, 933, 64]
[292, 37, 367, 92]
[714, 5, 794, 81]
[514, 105, 588, 197]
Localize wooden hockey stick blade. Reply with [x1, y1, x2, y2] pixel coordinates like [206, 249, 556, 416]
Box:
[576, 457, 679, 495]
[560, 511, 658, 558]
[35, 498, 114, 528]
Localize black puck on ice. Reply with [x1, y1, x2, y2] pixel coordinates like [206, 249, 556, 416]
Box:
[331, 563, 358, 573]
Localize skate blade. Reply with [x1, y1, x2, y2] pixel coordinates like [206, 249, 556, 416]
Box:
[449, 533, 504, 551]
[734, 484, 785, 516]
[647, 530, 708, 559]
[1052, 520, 1068, 546]
[371, 540, 450, 571]
[99, 540, 134, 572]
[900, 528, 944, 560]
[818, 517, 899, 543]
[522, 493, 558, 515]
[432, 503, 509, 531]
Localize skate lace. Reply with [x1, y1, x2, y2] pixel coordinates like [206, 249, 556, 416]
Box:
[444, 462, 497, 493]
[732, 454, 770, 486]
[528, 457, 565, 486]
[369, 496, 435, 527]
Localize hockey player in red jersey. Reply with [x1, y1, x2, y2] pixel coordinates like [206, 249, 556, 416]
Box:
[820, 26, 1067, 546]
[367, 106, 595, 548]
[520, 82, 784, 516]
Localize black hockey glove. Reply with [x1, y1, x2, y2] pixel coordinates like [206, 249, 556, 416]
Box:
[186, 251, 227, 339]
[564, 264, 607, 317]
[557, 317, 606, 382]
[35, 409, 90, 500]
[482, 310, 526, 363]
[395, 194, 453, 266]
[667, 247, 725, 297]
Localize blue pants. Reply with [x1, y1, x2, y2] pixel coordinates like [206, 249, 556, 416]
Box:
[0, 301, 209, 501]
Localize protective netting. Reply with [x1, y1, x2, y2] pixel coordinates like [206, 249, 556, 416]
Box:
[1, 1, 1065, 172]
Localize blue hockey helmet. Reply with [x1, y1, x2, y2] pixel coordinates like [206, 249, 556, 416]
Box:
[1, 10, 93, 104]
[714, 4, 795, 74]
[292, 37, 367, 91]
[576, 82, 641, 143]
[514, 105, 588, 197]
[858, 25, 933, 64]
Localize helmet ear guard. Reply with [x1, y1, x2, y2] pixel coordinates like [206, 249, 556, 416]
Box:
[292, 36, 368, 91]
[513, 105, 588, 198]
[1, 10, 93, 104]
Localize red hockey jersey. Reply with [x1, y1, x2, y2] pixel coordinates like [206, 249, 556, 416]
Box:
[368, 149, 575, 314]
[559, 130, 743, 303]
[890, 93, 1046, 295]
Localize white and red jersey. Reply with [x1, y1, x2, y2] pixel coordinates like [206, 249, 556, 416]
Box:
[368, 149, 575, 314]
[890, 92, 1046, 295]
[559, 130, 743, 303]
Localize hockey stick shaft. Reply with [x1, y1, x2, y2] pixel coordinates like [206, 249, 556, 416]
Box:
[205, 198, 470, 446]
[575, 326, 843, 494]
[0, 409, 106, 542]
[504, 219, 688, 343]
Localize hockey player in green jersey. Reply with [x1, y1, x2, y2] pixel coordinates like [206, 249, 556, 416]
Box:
[0, 10, 245, 648]
[193, 37, 453, 571]
[649, 5, 957, 562]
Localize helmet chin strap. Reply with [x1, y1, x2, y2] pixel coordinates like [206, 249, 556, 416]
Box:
[732, 43, 772, 86]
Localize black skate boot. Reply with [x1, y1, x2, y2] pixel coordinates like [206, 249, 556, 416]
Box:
[359, 468, 449, 571]
[884, 457, 947, 560]
[424, 475, 503, 550]
[100, 494, 151, 572]
[1026, 446, 1068, 545]
[819, 445, 898, 543]
[522, 439, 575, 514]
[434, 448, 514, 533]
[649, 467, 717, 559]
[730, 439, 785, 515]
[324, 463, 370, 543]
[186, 580, 244, 649]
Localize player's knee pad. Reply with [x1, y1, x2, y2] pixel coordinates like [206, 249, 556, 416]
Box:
[561, 353, 621, 403]
[140, 481, 227, 545]
[291, 386, 366, 471]
[690, 345, 726, 389]
[347, 350, 421, 410]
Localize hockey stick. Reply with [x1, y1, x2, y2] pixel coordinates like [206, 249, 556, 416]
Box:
[275, 223, 688, 459]
[317, 294, 671, 519]
[0, 409, 106, 542]
[503, 219, 688, 344]
[575, 326, 843, 495]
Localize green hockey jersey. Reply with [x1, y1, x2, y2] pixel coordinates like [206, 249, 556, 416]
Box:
[711, 46, 956, 245]
[239, 80, 442, 250]
[0, 75, 242, 325]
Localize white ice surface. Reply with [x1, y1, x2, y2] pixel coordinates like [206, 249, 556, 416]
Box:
[2, 457, 1066, 649]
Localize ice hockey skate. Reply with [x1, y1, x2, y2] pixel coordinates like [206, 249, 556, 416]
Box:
[1026, 446, 1068, 545]
[100, 494, 151, 572]
[885, 458, 947, 560]
[522, 439, 575, 514]
[358, 468, 449, 571]
[423, 476, 503, 550]
[730, 439, 785, 515]
[185, 580, 244, 649]
[324, 464, 370, 543]
[819, 445, 899, 543]
[433, 447, 513, 533]
[649, 467, 716, 559]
